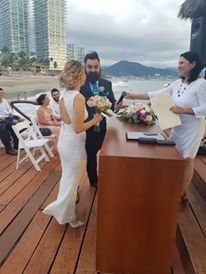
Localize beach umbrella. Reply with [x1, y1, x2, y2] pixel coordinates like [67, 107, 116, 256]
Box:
[178, 0, 206, 20]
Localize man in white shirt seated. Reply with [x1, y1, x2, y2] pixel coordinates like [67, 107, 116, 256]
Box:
[0, 88, 18, 155]
[49, 88, 61, 121]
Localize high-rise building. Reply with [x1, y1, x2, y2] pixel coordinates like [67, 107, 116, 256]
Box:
[27, 0, 35, 55]
[0, 0, 29, 55]
[34, 0, 67, 69]
[67, 44, 85, 64]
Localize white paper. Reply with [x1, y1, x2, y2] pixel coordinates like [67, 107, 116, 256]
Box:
[150, 92, 181, 130]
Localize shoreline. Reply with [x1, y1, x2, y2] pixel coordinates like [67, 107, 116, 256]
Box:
[0, 75, 173, 100]
[0, 75, 60, 100]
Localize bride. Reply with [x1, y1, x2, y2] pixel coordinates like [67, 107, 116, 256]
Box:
[43, 60, 102, 228]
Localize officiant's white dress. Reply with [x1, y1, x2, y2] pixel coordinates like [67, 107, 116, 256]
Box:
[149, 78, 206, 158]
[43, 90, 87, 224]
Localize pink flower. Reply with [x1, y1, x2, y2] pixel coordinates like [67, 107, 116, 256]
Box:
[140, 109, 146, 114]
[136, 105, 144, 111]
[118, 102, 156, 126]
[140, 113, 147, 121]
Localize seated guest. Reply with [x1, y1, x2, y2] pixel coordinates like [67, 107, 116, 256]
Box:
[49, 88, 61, 121]
[0, 88, 18, 155]
[36, 94, 61, 140]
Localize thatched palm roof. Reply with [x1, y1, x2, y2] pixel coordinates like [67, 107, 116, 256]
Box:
[178, 0, 206, 20]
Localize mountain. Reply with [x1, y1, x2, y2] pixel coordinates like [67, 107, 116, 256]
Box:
[102, 60, 178, 77]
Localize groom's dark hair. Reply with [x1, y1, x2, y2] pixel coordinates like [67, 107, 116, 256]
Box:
[84, 51, 100, 63]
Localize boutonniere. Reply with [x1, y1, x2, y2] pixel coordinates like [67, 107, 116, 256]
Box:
[99, 86, 109, 96]
[99, 86, 105, 94]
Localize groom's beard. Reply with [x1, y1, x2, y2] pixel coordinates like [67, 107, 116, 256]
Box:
[86, 71, 101, 84]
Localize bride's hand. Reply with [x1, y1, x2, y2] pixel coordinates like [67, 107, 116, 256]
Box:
[93, 113, 103, 123]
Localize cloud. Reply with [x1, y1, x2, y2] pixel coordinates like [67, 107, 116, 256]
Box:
[66, 0, 191, 67]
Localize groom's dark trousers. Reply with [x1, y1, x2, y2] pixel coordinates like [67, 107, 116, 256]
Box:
[80, 78, 115, 186]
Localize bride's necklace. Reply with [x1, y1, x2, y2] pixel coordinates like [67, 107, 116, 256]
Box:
[177, 82, 188, 97]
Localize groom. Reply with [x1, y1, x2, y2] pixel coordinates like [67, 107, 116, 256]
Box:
[80, 52, 115, 187]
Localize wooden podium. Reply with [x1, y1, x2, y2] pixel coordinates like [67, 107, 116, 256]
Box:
[96, 118, 184, 274]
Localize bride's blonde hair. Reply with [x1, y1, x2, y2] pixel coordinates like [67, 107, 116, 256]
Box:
[59, 60, 84, 89]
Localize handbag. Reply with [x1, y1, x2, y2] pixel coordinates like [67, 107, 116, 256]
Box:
[197, 136, 206, 155]
[39, 128, 52, 136]
[197, 144, 206, 155]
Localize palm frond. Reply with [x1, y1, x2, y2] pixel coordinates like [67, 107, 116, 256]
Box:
[178, 0, 206, 20]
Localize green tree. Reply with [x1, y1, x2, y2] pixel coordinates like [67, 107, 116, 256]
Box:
[29, 56, 37, 64]
[44, 58, 50, 66]
[54, 61, 58, 69]
[8, 52, 18, 68]
[1, 47, 10, 66]
[1, 59, 10, 68]
[18, 51, 29, 69]
[1, 46, 9, 55]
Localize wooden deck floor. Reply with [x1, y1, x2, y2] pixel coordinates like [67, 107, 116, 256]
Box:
[0, 148, 205, 274]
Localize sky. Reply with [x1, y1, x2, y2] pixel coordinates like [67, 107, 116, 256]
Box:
[66, 0, 192, 68]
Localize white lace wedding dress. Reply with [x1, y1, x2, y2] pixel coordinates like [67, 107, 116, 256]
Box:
[43, 90, 87, 225]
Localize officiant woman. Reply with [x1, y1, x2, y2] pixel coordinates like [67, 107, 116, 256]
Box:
[125, 51, 206, 203]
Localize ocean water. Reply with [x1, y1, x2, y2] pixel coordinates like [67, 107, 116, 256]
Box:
[112, 79, 171, 98]
[10, 78, 173, 117]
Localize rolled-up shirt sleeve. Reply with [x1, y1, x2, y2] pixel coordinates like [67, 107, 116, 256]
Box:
[193, 81, 206, 118]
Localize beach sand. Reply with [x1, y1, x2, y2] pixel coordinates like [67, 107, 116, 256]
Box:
[0, 75, 60, 99]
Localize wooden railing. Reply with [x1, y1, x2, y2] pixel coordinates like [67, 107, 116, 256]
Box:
[10, 100, 38, 121]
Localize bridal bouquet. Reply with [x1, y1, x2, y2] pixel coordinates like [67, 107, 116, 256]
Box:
[118, 103, 157, 126]
[87, 95, 112, 131]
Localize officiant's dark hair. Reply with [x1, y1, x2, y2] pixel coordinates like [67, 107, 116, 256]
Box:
[84, 51, 100, 63]
[180, 51, 204, 83]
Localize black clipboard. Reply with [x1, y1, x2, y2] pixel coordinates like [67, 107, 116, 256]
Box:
[126, 132, 166, 141]
[138, 138, 175, 146]
[126, 132, 176, 146]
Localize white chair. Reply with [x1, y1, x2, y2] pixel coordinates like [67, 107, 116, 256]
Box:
[0, 140, 4, 148]
[12, 120, 51, 171]
[30, 116, 56, 157]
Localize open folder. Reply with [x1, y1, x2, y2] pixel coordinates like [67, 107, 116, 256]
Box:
[150, 92, 181, 130]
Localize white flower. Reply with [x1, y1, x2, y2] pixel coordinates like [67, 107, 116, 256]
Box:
[144, 105, 151, 112]
[145, 115, 153, 122]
